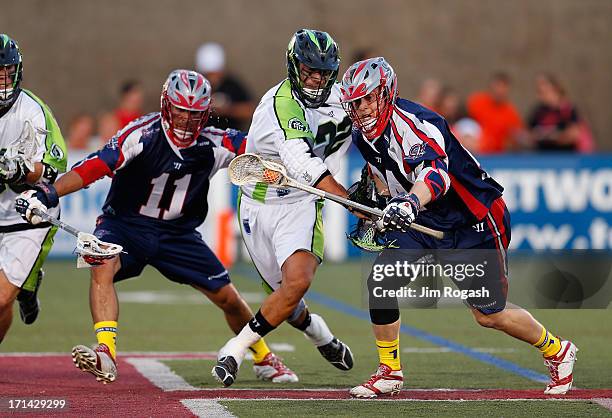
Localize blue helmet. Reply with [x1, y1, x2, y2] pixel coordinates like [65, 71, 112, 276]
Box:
[286, 29, 339, 108]
[0, 34, 23, 108]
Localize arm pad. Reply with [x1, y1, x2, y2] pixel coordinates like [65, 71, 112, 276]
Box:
[278, 138, 328, 186]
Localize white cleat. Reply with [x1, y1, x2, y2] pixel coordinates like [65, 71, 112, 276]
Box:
[350, 364, 403, 398]
[253, 352, 299, 383]
[72, 343, 117, 384]
[544, 340, 578, 395]
[211, 337, 247, 387]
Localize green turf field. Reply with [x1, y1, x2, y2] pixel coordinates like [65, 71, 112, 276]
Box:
[2, 260, 611, 416]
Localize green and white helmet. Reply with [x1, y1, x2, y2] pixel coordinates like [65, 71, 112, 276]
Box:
[0, 34, 23, 108]
[286, 29, 339, 108]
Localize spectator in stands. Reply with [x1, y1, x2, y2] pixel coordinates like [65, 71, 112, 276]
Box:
[98, 80, 145, 141]
[467, 72, 524, 153]
[453, 117, 482, 155]
[416, 78, 442, 113]
[351, 47, 376, 64]
[527, 73, 583, 152]
[196, 42, 255, 131]
[437, 86, 461, 125]
[65, 113, 98, 152]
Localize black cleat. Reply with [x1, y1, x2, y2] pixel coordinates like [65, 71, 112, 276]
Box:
[212, 356, 239, 387]
[17, 270, 43, 325]
[318, 337, 354, 371]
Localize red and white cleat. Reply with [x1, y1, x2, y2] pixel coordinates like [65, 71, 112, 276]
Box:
[349, 364, 403, 398]
[253, 352, 299, 383]
[72, 343, 117, 384]
[544, 340, 578, 395]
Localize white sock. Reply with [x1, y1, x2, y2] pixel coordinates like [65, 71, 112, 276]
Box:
[303, 313, 334, 347]
[219, 324, 261, 365]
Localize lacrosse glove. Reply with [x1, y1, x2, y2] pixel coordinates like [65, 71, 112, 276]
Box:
[15, 184, 59, 225]
[381, 193, 421, 232]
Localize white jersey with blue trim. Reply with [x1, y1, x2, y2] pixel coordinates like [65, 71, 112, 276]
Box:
[354, 99, 504, 230]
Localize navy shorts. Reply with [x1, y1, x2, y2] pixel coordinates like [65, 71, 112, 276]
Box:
[380, 197, 511, 314]
[93, 216, 230, 291]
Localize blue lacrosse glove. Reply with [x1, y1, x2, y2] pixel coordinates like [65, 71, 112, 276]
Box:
[15, 183, 59, 224]
[381, 193, 420, 232]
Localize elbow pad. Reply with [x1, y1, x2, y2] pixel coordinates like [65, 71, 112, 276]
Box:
[416, 163, 450, 201]
[279, 139, 328, 186]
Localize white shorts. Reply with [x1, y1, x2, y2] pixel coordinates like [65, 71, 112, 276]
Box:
[238, 193, 324, 292]
[0, 226, 56, 291]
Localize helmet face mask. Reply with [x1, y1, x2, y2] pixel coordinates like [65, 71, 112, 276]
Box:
[287, 29, 339, 108]
[340, 57, 398, 140]
[0, 34, 23, 108]
[160, 70, 212, 147]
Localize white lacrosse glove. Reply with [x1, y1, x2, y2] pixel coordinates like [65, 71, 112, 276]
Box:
[381, 193, 421, 232]
[15, 184, 58, 225]
[15, 190, 47, 224]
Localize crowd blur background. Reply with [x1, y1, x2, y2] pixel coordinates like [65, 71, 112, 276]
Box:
[2, 0, 611, 153]
[2, 0, 611, 258]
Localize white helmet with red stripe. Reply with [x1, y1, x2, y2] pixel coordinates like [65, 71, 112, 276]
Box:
[161, 69, 212, 147]
[340, 57, 397, 140]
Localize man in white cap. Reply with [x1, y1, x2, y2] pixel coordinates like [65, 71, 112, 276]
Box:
[196, 42, 255, 131]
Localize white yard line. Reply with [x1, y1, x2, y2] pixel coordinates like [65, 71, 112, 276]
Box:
[125, 358, 201, 391]
[181, 399, 237, 417]
[592, 398, 612, 411]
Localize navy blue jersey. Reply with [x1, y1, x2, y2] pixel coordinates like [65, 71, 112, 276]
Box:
[74, 112, 245, 231]
[353, 99, 504, 231]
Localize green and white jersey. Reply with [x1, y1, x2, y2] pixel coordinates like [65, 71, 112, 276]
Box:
[242, 79, 352, 204]
[0, 89, 67, 227]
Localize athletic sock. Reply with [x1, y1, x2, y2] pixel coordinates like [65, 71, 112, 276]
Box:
[303, 313, 334, 347]
[376, 338, 401, 371]
[249, 338, 272, 363]
[94, 321, 117, 359]
[533, 327, 562, 358]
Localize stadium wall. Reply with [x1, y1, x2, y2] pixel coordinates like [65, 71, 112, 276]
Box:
[1, 0, 611, 149]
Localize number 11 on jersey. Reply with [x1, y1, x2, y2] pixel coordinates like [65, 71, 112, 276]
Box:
[140, 173, 191, 220]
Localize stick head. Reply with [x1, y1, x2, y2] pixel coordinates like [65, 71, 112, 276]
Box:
[228, 153, 286, 186]
[76, 232, 123, 267]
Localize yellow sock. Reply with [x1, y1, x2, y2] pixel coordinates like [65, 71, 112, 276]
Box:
[94, 321, 118, 359]
[533, 327, 562, 358]
[376, 338, 401, 371]
[249, 338, 271, 363]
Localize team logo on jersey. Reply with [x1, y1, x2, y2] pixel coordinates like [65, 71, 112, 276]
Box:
[173, 162, 182, 170]
[242, 218, 251, 234]
[407, 143, 426, 160]
[276, 188, 290, 198]
[50, 143, 64, 160]
[288, 117, 308, 132]
[302, 171, 312, 183]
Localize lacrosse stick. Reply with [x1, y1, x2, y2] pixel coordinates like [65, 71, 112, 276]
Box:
[31, 208, 123, 267]
[228, 153, 445, 240]
[0, 120, 43, 173]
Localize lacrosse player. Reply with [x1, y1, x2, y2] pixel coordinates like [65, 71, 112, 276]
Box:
[16, 69, 297, 384]
[212, 29, 356, 387]
[340, 57, 577, 397]
[0, 34, 67, 342]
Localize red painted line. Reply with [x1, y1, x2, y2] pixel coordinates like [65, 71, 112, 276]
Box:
[0, 355, 194, 417]
[163, 388, 612, 401]
[1, 355, 610, 415]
